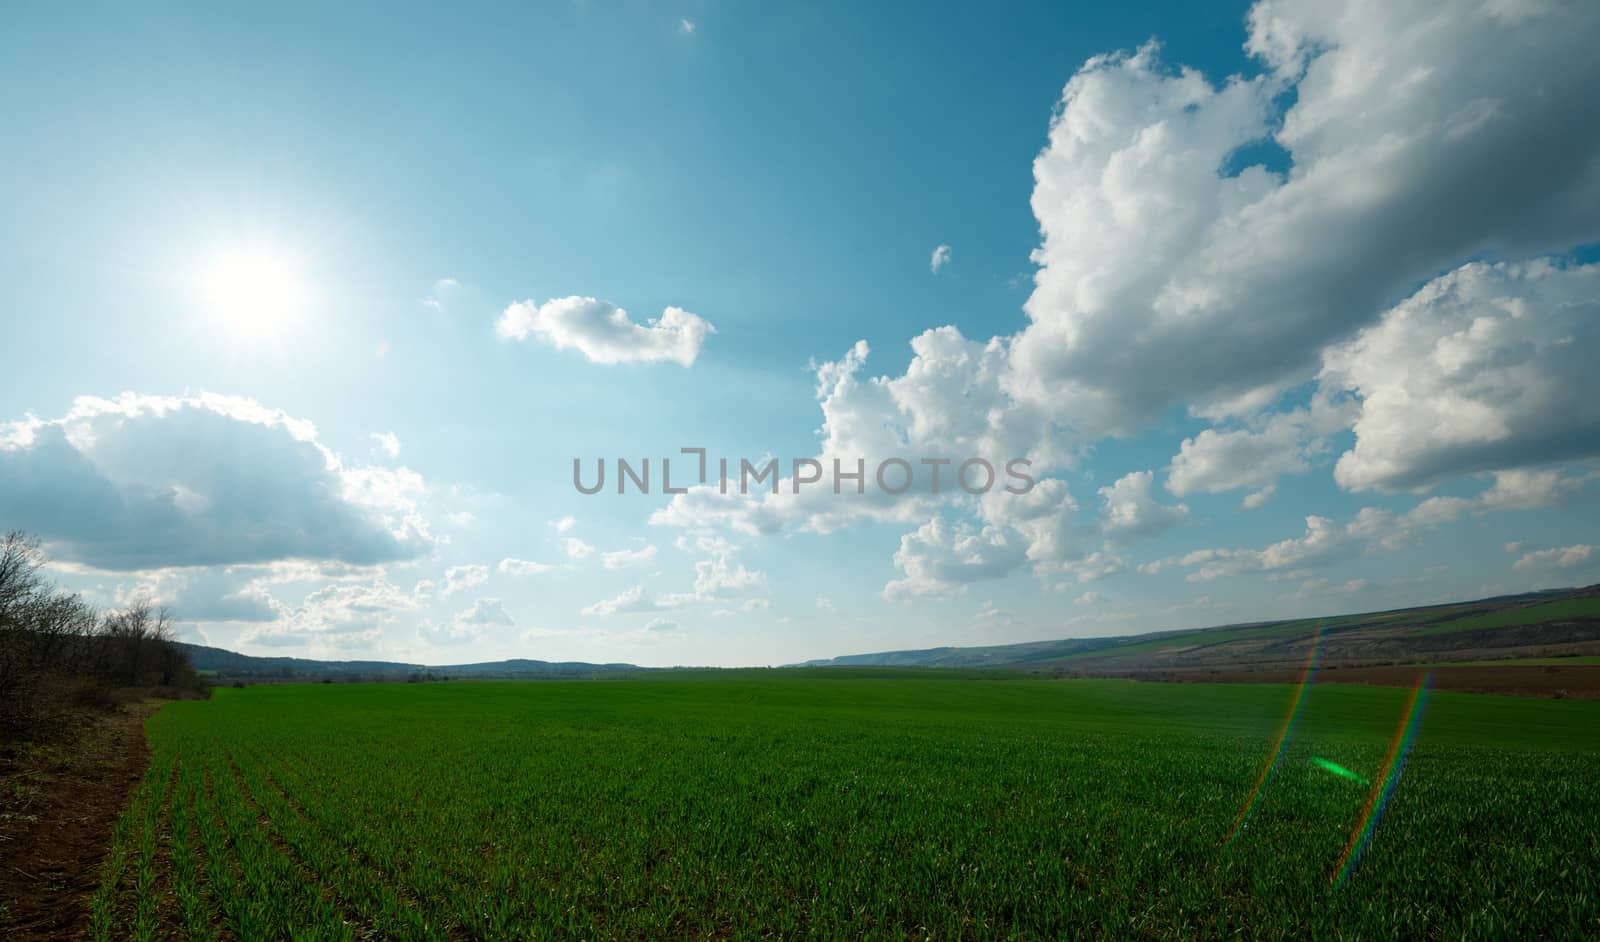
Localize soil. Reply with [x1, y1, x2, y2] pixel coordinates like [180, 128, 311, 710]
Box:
[0, 702, 158, 940]
[1111, 664, 1600, 698]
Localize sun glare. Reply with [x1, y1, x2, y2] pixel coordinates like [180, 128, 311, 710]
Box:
[197, 247, 308, 340]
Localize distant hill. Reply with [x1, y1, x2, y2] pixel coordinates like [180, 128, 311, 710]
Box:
[177, 643, 644, 681]
[178, 585, 1600, 688]
[796, 585, 1600, 674]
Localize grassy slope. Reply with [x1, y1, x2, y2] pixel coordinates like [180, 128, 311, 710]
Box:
[1415, 597, 1600, 636]
[94, 677, 1600, 939]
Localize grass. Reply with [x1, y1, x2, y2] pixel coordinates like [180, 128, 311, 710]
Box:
[92, 677, 1600, 939]
[1416, 598, 1600, 636]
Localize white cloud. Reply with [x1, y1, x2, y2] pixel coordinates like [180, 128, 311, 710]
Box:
[418, 597, 514, 647]
[1161, 467, 1593, 583]
[498, 557, 553, 576]
[930, 244, 952, 273]
[678, 18, 696, 35]
[691, 552, 766, 600]
[1477, 468, 1590, 511]
[1168, 398, 1354, 497]
[1325, 262, 1600, 491]
[884, 517, 1027, 600]
[650, 0, 1600, 608]
[371, 431, 401, 460]
[551, 516, 578, 533]
[815, 596, 835, 611]
[582, 585, 675, 616]
[653, 330, 1058, 538]
[240, 577, 420, 650]
[564, 538, 595, 560]
[495, 296, 714, 367]
[975, 600, 1013, 625]
[0, 393, 430, 570]
[1098, 470, 1188, 540]
[1006, 3, 1600, 435]
[113, 567, 281, 624]
[602, 544, 657, 569]
[443, 564, 489, 596]
[1074, 591, 1103, 606]
[421, 277, 463, 313]
[1240, 485, 1276, 511]
[1513, 545, 1595, 572]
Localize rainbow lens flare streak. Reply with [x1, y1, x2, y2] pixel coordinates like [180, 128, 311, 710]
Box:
[1331, 673, 1433, 888]
[1223, 621, 1327, 848]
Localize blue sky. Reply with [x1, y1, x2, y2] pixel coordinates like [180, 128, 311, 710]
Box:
[3, 0, 1598, 666]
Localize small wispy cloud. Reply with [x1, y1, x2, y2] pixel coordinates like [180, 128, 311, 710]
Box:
[678, 18, 696, 35]
[421, 277, 462, 312]
[602, 544, 657, 569]
[370, 431, 401, 460]
[930, 244, 952, 273]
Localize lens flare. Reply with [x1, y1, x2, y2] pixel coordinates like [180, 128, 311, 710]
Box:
[1331, 673, 1432, 888]
[1224, 620, 1326, 848]
[1309, 756, 1370, 785]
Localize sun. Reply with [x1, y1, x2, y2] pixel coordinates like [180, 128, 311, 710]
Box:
[197, 246, 308, 340]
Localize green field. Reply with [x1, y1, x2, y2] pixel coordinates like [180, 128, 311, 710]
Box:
[95, 677, 1600, 940]
[1416, 598, 1600, 637]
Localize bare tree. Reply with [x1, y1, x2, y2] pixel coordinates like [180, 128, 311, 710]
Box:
[1, 532, 208, 744]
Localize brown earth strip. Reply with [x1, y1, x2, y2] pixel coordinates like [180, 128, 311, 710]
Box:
[0, 702, 160, 940]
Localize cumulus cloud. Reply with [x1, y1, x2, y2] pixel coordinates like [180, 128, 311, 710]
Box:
[495, 296, 714, 367]
[419, 597, 514, 646]
[653, 330, 1057, 539]
[371, 432, 401, 460]
[1324, 262, 1600, 491]
[581, 585, 675, 616]
[1098, 471, 1188, 540]
[498, 557, 553, 576]
[1159, 467, 1593, 582]
[930, 244, 952, 273]
[1240, 485, 1276, 511]
[0, 393, 430, 571]
[240, 577, 420, 650]
[602, 544, 657, 569]
[442, 564, 489, 596]
[692, 552, 765, 599]
[1006, 1, 1600, 434]
[1168, 398, 1353, 497]
[884, 516, 1027, 600]
[564, 538, 595, 560]
[652, 0, 1600, 607]
[113, 567, 281, 623]
[1513, 545, 1595, 572]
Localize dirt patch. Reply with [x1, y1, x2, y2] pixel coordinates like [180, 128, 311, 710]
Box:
[0, 702, 159, 940]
